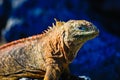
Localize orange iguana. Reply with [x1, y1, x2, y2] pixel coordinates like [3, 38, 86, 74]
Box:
[0, 19, 99, 80]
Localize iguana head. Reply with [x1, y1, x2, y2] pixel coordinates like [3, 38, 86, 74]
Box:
[63, 20, 99, 44]
[61, 20, 99, 62]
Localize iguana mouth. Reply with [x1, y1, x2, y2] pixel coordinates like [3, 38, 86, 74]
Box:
[74, 30, 99, 38]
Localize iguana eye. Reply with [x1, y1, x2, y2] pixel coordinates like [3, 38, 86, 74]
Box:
[78, 26, 88, 31]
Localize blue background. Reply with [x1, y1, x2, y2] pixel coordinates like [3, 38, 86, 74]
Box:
[0, 0, 120, 80]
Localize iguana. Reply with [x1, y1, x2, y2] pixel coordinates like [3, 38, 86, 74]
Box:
[0, 19, 99, 80]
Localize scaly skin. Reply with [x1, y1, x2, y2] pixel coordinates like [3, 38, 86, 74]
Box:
[0, 19, 99, 80]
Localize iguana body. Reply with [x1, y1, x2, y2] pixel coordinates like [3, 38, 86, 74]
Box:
[0, 19, 99, 80]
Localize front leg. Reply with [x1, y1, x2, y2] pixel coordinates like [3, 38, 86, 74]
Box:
[44, 64, 62, 80]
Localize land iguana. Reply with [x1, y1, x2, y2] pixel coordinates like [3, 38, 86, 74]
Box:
[0, 19, 99, 80]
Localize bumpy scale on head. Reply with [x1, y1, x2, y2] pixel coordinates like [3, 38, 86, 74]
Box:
[62, 20, 99, 44]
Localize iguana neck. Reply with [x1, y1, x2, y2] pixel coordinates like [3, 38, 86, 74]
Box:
[63, 40, 84, 63]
